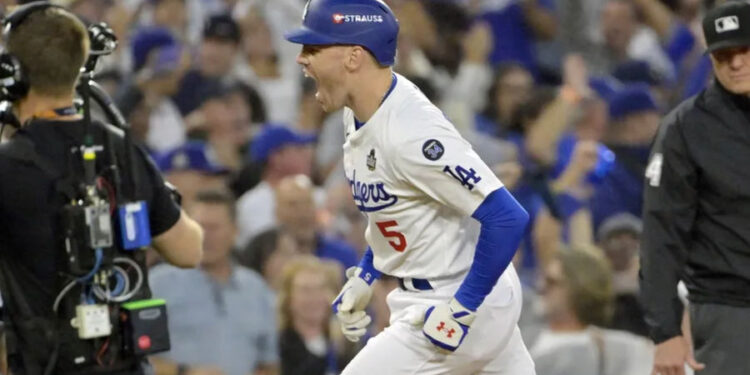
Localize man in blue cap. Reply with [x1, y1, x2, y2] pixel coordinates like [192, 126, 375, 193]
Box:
[235, 125, 316, 248]
[172, 14, 243, 116]
[155, 141, 230, 209]
[286, 1, 534, 374]
[641, 2, 750, 375]
[590, 84, 660, 231]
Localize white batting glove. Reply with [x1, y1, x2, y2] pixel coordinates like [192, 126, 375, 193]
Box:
[332, 267, 374, 342]
[417, 298, 476, 352]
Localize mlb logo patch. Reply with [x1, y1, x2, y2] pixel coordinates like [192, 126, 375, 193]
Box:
[716, 15, 740, 33]
[332, 13, 345, 24]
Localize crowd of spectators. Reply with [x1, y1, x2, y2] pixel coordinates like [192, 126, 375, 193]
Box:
[1, 0, 722, 373]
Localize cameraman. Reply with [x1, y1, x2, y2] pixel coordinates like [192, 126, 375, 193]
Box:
[0, 3, 203, 375]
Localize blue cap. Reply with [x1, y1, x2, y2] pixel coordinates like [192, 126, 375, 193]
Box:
[588, 76, 622, 101]
[131, 27, 180, 72]
[612, 60, 662, 86]
[284, 0, 399, 66]
[608, 84, 658, 120]
[250, 125, 317, 163]
[155, 142, 229, 175]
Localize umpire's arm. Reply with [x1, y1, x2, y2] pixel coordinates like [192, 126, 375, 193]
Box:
[640, 112, 698, 344]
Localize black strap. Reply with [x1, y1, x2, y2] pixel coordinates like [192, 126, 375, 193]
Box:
[0, 135, 59, 179]
[0, 256, 55, 375]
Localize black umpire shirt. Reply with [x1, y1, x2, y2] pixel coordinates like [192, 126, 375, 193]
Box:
[0, 118, 180, 328]
[640, 80, 750, 344]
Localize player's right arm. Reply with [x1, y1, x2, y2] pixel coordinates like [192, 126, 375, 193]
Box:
[639, 111, 703, 375]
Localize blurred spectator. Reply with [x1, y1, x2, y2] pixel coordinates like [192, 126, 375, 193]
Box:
[600, 0, 675, 80]
[560, 0, 674, 81]
[245, 175, 358, 274]
[393, 1, 495, 133]
[277, 256, 349, 375]
[530, 138, 600, 274]
[235, 125, 315, 247]
[320, 181, 368, 255]
[222, 81, 271, 196]
[155, 141, 230, 208]
[524, 55, 591, 167]
[469, 135, 521, 190]
[498, 86, 559, 275]
[232, 0, 307, 78]
[235, 11, 301, 125]
[147, 0, 188, 40]
[530, 246, 653, 375]
[477, 0, 557, 74]
[590, 84, 660, 230]
[572, 96, 609, 142]
[191, 83, 256, 172]
[174, 14, 242, 117]
[117, 27, 189, 152]
[597, 213, 648, 337]
[150, 190, 279, 375]
[237, 228, 300, 291]
[499, 57, 594, 274]
[630, 0, 704, 102]
[476, 63, 534, 138]
[65, 0, 113, 23]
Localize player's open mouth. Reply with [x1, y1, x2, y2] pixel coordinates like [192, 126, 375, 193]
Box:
[302, 68, 323, 102]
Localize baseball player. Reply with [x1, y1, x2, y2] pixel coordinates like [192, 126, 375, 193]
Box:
[285, 1, 535, 374]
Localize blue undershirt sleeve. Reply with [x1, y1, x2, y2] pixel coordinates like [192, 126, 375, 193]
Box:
[454, 187, 530, 311]
[357, 246, 381, 285]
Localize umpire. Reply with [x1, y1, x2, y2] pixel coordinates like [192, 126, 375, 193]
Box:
[0, 2, 203, 374]
[640, 1, 750, 375]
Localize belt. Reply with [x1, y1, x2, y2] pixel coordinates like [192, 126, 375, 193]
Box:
[397, 277, 433, 291]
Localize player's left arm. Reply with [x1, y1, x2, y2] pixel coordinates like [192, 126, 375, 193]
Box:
[392, 122, 529, 352]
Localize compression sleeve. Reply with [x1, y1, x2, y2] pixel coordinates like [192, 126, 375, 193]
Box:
[454, 187, 529, 311]
[356, 246, 382, 285]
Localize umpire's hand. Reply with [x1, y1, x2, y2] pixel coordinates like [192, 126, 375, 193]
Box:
[652, 336, 705, 375]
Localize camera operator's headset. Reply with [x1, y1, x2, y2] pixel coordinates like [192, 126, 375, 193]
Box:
[0, 1, 67, 102]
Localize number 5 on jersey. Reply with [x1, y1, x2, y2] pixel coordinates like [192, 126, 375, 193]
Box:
[376, 220, 407, 252]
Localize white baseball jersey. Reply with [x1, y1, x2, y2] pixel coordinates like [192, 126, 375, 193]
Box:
[343, 73, 503, 279]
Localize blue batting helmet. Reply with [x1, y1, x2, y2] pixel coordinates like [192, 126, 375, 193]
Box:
[284, 0, 399, 66]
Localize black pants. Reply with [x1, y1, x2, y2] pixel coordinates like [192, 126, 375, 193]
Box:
[690, 303, 750, 375]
